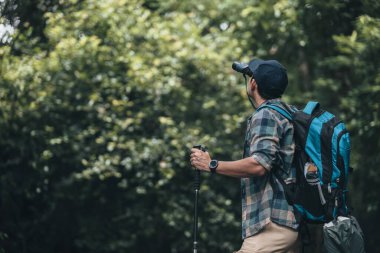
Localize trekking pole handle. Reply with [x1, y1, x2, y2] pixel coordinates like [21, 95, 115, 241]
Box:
[193, 144, 208, 152]
[192, 144, 207, 190]
[192, 144, 207, 253]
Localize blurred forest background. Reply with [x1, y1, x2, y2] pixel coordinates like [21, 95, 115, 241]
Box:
[0, 0, 379, 252]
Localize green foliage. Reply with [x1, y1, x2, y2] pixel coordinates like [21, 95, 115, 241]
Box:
[1, 0, 380, 252]
[1, 0, 246, 252]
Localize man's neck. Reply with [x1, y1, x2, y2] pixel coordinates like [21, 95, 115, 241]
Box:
[254, 96, 267, 109]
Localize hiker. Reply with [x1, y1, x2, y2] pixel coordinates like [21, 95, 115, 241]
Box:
[190, 59, 300, 252]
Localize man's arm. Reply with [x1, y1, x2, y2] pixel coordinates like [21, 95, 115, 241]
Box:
[190, 148, 267, 177]
[216, 157, 267, 177]
[190, 108, 282, 178]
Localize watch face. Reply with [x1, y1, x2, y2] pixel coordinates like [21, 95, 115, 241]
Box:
[210, 160, 218, 168]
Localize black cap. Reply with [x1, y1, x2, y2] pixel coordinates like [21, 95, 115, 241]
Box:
[232, 59, 288, 98]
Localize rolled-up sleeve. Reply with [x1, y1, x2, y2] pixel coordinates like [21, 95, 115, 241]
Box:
[248, 109, 281, 171]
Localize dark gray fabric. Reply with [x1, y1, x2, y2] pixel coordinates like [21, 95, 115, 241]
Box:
[323, 216, 365, 253]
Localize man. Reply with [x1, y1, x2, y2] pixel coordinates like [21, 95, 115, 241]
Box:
[190, 59, 300, 253]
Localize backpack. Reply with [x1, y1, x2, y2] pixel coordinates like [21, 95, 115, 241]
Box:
[258, 101, 351, 223]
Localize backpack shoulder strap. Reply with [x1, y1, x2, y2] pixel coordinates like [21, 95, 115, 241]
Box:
[303, 101, 320, 115]
[258, 104, 293, 121]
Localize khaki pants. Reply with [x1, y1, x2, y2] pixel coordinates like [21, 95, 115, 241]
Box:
[234, 221, 300, 253]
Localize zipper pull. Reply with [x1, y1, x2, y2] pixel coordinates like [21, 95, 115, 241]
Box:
[328, 183, 332, 194]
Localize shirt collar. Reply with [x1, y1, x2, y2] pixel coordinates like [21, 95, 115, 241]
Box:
[256, 98, 282, 111]
[247, 98, 282, 121]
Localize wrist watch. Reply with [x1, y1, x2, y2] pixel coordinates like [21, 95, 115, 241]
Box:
[209, 159, 219, 174]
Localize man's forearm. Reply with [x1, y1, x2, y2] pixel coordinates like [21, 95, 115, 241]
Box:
[216, 157, 267, 177]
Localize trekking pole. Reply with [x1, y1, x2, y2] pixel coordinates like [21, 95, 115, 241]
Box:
[192, 144, 207, 253]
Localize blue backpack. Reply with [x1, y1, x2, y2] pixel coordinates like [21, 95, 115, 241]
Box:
[259, 101, 351, 223]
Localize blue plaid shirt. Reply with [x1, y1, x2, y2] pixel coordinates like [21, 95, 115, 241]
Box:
[241, 99, 299, 239]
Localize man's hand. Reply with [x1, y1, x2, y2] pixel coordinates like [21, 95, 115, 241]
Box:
[190, 148, 212, 172]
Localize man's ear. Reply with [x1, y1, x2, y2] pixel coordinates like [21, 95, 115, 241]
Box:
[249, 78, 257, 91]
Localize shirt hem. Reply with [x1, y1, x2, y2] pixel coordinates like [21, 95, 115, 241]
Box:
[242, 218, 299, 239]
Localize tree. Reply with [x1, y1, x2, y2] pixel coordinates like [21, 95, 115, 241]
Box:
[0, 0, 247, 252]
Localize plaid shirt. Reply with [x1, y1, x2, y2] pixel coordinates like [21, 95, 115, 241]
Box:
[241, 98, 299, 239]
